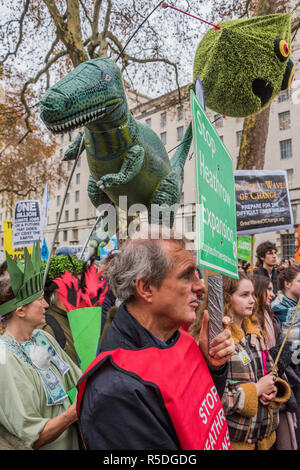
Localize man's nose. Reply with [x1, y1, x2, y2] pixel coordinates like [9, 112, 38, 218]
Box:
[193, 277, 205, 292]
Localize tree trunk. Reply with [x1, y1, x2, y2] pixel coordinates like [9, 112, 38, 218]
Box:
[236, 0, 279, 170]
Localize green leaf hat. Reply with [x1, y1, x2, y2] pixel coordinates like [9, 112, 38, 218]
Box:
[0, 241, 43, 316]
[193, 10, 297, 117]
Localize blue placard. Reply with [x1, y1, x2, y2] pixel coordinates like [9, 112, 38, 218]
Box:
[41, 238, 49, 260]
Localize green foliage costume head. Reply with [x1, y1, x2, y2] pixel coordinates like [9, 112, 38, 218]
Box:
[0, 242, 43, 316]
[41, 255, 86, 281]
[193, 11, 296, 117]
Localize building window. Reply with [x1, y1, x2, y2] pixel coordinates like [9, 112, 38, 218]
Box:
[61, 134, 64, 144]
[177, 126, 184, 142]
[236, 130, 243, 147]
[160, 112, 167, 127]
[281, 233, 295, 258]
[67, 161, 72, 171]
[214, 114, 223, 128]
[75, 190, 80, 202]
[278, 90, 289, 103]
[219, 135, 224, 142]
[72, 229, 78, 242]
[76, 173, 80, 184]
[279, 111, 291, 130]
[63, 230, 68, 242]
[65, 210, 69, 222]
[145, 118, 151, 128]
[177, 106, 184, 121]
[280, 139, 292, 159]
[59, 148, 63, 159]
[160, 132, 167, 145]
[68, 131, 72, 142]
[74, 208, 79, 221]
[77, 156, 81, 168]
[287, 169, 294, 189]
[56, 212, 59, 221]
[56, 195, 61, 207]
[66, 193, 70, 204]
[186, 215, 195, 232]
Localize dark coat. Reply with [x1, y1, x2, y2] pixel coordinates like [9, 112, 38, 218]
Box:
[78, 304, 228, 450]
[253, 265, 278, 294]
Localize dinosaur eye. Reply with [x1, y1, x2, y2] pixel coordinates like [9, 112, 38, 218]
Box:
[105, 74, 112, 82]
[274, 38, 290, 62]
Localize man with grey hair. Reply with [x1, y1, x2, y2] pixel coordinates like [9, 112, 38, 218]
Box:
[76, 229, 235, 450]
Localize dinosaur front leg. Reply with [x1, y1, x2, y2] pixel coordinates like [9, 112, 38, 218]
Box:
[148, 170, 182, 228]
[88, 175, 118, 245]
[88, 175, 112, 208]
[62, 130, 85, 161]
[97, 145, 145, 190]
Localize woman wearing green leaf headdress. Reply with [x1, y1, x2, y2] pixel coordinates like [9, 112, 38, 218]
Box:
[0, 242, 81, 450]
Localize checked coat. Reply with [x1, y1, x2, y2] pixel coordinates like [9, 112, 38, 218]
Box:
[221, 317, 290, 450]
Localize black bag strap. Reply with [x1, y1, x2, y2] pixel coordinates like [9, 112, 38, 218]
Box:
[45, 313, 67, 349]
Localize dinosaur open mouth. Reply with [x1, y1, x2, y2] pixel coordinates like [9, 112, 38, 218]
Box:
[44, 98, 123, 134]
[252, 78, 273, 107]
[46, 107, 106, 134]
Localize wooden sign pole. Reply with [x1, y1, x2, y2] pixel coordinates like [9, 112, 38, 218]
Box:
[204, 269, 224, 343]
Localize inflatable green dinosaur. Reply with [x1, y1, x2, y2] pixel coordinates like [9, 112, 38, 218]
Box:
[40, 58, 192, 227]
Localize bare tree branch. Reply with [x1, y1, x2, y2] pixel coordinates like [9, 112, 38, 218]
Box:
[239, 0, 253, 17]
[103, 0, 112, 36]
[106, 30, 181, 101]
[19, 48, 68, 143]
[79, 0, 93, 26]
[92, 0, 103, 37]
[1, 0, 30, 63]
[42, 0, 67, 37]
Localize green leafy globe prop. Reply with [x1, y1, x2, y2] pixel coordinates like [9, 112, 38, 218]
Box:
[193, 13, 295, 117]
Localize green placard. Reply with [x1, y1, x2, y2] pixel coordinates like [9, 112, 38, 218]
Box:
[191, 90, 238, 279]
[237, 236, 253, 262]
[67, 306, 102, 373]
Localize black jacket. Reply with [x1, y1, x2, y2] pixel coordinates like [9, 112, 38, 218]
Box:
[253, 265, 278, 294]
[78, 304, 228, 450]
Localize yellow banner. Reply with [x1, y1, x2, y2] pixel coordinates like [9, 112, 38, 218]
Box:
[3, 220, 32, 262]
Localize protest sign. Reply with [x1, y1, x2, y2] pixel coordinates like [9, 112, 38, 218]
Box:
[235, 170, 293, 236]
[3, 220, 32, 262]
[191, 90, 238, 279]
[12, 200, 42, 249]
[237, 236, 254, 262]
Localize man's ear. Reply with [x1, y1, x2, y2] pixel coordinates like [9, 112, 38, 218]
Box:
[135, 276, 155, 303]
[15, 305, 26, 319]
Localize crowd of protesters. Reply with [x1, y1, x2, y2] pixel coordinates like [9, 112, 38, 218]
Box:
[0, 233, 300, 450]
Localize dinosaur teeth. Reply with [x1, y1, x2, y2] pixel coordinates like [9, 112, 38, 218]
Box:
[46, 107, 107, 134]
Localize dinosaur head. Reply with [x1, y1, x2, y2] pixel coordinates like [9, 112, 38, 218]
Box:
[40, 58, 127, 134]
[193, 13, 294, 117]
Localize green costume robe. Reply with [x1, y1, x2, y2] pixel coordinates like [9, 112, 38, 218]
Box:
[0, 330, 81, 450]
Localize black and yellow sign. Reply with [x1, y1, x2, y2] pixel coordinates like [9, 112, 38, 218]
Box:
[3, 220, 32, 263]
[235, 170, 293, 235]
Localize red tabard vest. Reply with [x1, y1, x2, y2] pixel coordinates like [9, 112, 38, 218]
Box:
[77, 330, 231, 450]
